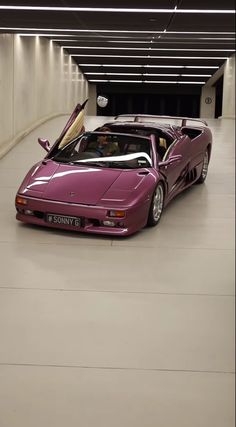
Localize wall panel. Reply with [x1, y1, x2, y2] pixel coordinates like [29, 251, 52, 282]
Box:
[0, 34, 88, 157]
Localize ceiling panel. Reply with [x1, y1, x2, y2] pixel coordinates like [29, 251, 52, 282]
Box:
[0, 0, 234, 87]
[169, 14, 235, 32]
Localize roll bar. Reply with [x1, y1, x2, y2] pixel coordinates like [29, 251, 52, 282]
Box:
[114, 114, 208, 127]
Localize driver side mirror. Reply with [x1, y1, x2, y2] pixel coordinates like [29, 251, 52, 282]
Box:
[38, 138, 51, 152]
[159, 154, 182, 168]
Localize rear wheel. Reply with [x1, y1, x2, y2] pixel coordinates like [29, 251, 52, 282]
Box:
[147, 183, 164, 227]
[196, 150, 209, 184]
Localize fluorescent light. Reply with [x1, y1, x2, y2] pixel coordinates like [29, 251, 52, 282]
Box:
[89, 80, 142, 83]
[144, 80, 205, 84]
[181, 74, 211, 77]
[0, 27, 235, 35]
[110, 40, 151, 43]
[51, 39, 82, 42]
[18, 33, 84, 37]
[45, 36, 236, 42]
[174, 9, 235, 14]
[85, 72, 211, 77]
[85, 72, 142, 75]
[89, 80, 206, 84]
[80, 64, 140, 67]
[144, 81, 177, 84]
[198, 37, 236, 40]
[143, 73, 179, 76]
[79, 64, 219, 69]
[167, 31, 235, 34]
[79, 64, 103, 66]
[185, 65, 219, 69]
[0, 6, 234, 13]
[180, 81, 206, 84]
[144, 65, 184, 68]
[63, 45, 235, 52]
[109, 80, 142, 83]
[73, 54, 228, 59]
[111, 37, 236, 41]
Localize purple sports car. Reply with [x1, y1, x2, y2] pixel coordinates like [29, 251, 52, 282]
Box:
[15, 111, 212, 236]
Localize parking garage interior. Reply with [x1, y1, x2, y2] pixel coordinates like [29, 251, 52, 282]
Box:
[0, 2, 235, 427]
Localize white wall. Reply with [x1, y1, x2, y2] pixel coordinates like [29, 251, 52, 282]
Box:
[221, 54, 235, 119]
[87, 83, 97, 116]
[200, 86, 216, 119]
[0, 34, 89, 157]
[200, 54, 235, 120]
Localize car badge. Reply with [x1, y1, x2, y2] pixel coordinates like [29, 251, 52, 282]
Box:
[69, 192, 76, 196]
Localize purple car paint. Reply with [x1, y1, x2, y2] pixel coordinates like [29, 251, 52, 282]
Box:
[15, 113, 212, 236]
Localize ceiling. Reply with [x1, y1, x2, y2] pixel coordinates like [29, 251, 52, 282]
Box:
[0, 1, 235, 87]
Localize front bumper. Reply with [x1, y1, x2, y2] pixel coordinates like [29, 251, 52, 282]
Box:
[15, 195, 149, 236]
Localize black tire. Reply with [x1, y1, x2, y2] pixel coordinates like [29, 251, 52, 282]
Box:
[196, 150, 209, 184]
[147, 183, 164, 227]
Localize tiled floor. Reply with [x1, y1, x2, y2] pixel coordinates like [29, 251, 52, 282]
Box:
[0, 116, 235, 427]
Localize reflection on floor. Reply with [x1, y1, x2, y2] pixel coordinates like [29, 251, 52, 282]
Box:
[0, 116, 234, 427]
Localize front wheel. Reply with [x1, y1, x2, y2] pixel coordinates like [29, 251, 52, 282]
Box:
[147, 183, 164, 227]
[196, 150, 209, 184]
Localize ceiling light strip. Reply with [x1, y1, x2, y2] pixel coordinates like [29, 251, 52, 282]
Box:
[0, 27, 235, 35]
[88, 79, 206, 84]
[85, 72, 142, 75]
[79, 64, 219, 69]
[0, 6, 234, 13]
[63, 46, 235, 52]
[73, 54, 228, 59]
[85, 72, 211, 77]
[110, 38, 236, 42]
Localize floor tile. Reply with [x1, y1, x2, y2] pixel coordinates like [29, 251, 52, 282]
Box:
[0, 289, 234, 372]
[0, 242, 234, 295]
[0, 366, 234, 427]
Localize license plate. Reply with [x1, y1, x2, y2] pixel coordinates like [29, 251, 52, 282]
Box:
[46, 214, 81, 227]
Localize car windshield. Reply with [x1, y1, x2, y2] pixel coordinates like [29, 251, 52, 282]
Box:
[51, 132, 152, 169]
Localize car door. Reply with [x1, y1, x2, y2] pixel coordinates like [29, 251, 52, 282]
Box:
[159, 134, 191, 199]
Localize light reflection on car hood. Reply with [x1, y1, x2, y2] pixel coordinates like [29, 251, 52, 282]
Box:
[18, 160, 152, 205]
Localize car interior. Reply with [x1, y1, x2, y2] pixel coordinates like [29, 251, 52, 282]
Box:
[104, 125, 174, 160]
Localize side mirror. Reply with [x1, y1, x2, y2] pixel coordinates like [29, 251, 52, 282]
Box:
[159, 154, 182, 168]
[38, 138, 50, 152]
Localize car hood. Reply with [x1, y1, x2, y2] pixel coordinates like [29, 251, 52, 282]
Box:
[19, 160, 152, 205]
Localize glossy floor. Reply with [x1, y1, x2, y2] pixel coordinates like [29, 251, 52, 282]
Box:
[0, 116, 235, 427]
